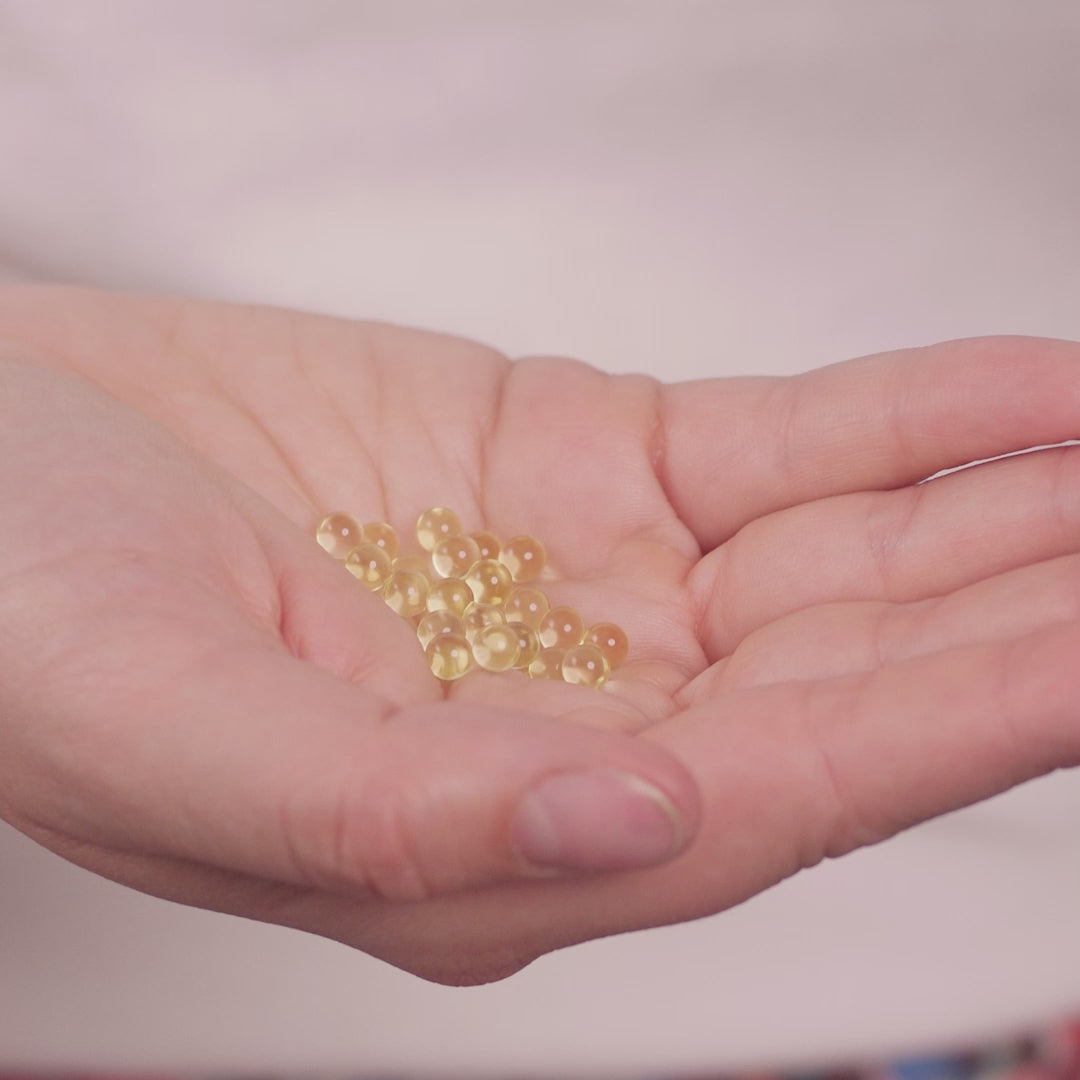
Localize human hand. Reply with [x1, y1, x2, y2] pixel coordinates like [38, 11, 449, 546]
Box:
[1, 285, 1076, 983]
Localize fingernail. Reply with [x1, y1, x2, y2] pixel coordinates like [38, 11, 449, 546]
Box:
[511, 770, 686, 873]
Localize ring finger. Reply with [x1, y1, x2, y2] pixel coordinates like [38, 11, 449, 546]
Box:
[680, 549, 1080, 703]
[693, 443, 1080, 659]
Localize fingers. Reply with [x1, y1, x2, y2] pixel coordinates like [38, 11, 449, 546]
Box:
[281, 614, 1080, 984]
[660, 336, 1080, 548]
[677, 617, 1080, 876]
[681, 550, 1080, 702]
[693, 443, 1080, 658]
[8, 633, 700, 902]
[658, 618, 1080, 886]
[796, 618, 1080, 855]
[0, 429, 700, 909]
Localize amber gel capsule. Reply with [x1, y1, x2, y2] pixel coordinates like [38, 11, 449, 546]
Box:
[344, 542, 393, 590]
[465, 558, 513, 605]
[538, 606, 586, 649]
[461, 602, 505, 642]
[426, 578, 473, 617]
[500, 535, 546, 583]
[503, 585, 549, 629]
[392, 553, 432, 578]
[316, 511, 364, 559]
[510, 623, 541, 669]
[416, 507, 463, 552]
[471, 623, 522, 672]
[427, 633, 474, 680]
[382, 570, 429, 618]
[585, 622, 630, 670]
[432, 534, 481, 579]
[561, 643, 611, 688]
[361, 521, 400, 560]
[416, 610, 465, 650]
[528, 647, 565, 680]
[470, 530, 501, 561]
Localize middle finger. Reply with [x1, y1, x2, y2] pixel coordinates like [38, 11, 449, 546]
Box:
[692, 443, 1080, 660]
[680, 549, 1080, 703]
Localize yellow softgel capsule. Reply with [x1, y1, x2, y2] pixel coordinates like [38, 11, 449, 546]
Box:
[461, 602, 505, 642]
[584, 622, 630, 670]
[416, 507, 462, 551]
[416, 610, 465, 650]
[538, 605, 586, 649]
[510, 623, 540, 670]
[470, 530, 501, 561]
[561, 643, 611, 688]
[471, 623, 522, 672]
[503, 585, 550, 629]
[316, 511, 365, 559]
[343, 542, 393, 590]
[361, 521, 399, 560]
[426, 633, 474, 681]
[500, 534, 546, 583]
[465, 558, 513, 605]
[382, 570, 429, 618]
[431, 534, 481, 579]
[426, 577, 473, 616]
[392, 553, 432, 578]
[528, 647, 565, 680]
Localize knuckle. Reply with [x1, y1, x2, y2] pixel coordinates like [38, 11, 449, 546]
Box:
[281, 779, 439, 902]
[863, 486, 921, 595]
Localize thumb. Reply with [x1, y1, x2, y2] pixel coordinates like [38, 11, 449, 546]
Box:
[0, 472, 699, 900]
[100, 647, 701, 899]
[186, 504, 699, 897]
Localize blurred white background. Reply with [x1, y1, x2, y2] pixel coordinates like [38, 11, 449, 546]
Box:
[1, 1, 1078, 1073]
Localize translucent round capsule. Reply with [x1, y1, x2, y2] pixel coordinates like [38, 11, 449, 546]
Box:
[528, 647, 565, 680]
[392, 553, 432, 578]
[500, 534, 546, 583]
[416, 507, 462, 552]
[361, 520, 399, 560]
[585, 622, 630, 670]
[426, 633, 474, 681]
[471, 623, 522, 672]
[465, 558, 513, 605]
[431, 534, 481, 579]
[426, 577, 473, 617]
[510, 623, 540, 670]
[503, 585, 550, 629]
[538, 606, 586, 649]
[343, 542, 393, 590]
[561, 643, 611, 688]
[382, 570, 429, 618]
[315, 511, 365, 559]
[470, 530, 501, 561]
[416, 610, 465, 650]
[461, 602, 505, 642]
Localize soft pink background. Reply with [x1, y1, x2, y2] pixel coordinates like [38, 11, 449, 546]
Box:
[1, 1, 1078, 1073]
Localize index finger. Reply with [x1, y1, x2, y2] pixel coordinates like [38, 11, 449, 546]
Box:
[659, 336, 1080, 548]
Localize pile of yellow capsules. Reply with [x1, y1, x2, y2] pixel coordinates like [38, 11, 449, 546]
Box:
[315, 507, 628, 686]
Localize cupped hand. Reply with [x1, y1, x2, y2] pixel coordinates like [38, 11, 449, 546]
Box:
[0, 285, 1077, 984]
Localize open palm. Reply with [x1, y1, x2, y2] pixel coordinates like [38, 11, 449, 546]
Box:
[1, 285, 1077, 984]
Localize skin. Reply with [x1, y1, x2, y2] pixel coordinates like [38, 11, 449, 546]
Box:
[0, 284, 1077, 985]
